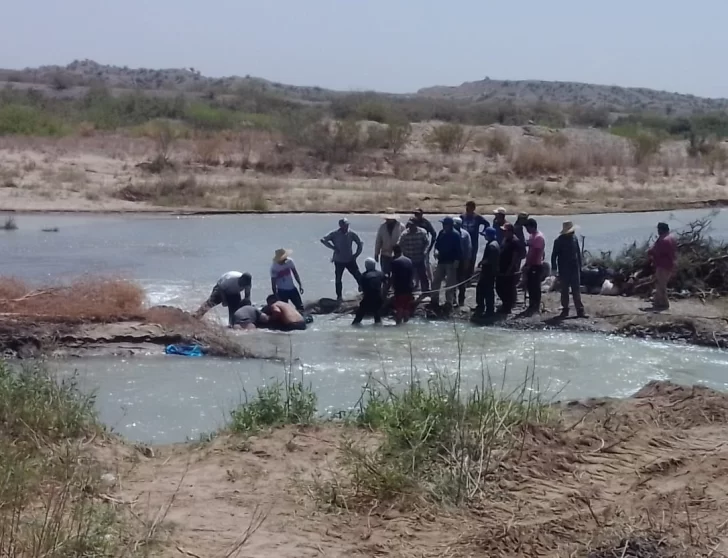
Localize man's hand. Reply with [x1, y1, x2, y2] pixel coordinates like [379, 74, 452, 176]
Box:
[374, 255, 379, 263]
[299, 286, 305, 295]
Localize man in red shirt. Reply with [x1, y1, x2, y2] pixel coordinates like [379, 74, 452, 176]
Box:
[648, 222, 677, 310]
[524, 218, 545, 314]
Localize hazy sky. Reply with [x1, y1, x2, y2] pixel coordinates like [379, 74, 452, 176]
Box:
[2, 0, 727, 97]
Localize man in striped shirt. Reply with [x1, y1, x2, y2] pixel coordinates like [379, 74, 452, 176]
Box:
[398, 219, 430, 292]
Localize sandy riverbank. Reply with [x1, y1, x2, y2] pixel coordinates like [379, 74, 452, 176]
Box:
[2, 125, 728, 216]
[89, 380, 728, 557]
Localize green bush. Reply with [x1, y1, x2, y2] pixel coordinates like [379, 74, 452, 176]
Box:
[184, 103, 238, 130]
[0, 104, 67, 136]
[229, 377, 317, 434]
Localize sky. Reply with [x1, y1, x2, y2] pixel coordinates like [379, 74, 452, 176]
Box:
[1, 0, 728, 98]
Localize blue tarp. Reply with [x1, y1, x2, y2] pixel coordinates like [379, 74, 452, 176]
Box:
[165, 344, 204, 357]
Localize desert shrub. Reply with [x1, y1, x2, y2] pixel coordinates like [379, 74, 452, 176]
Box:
[704, 144, 728, 174]
[482, 129, 511, 157]
[424, 123, 473, 154]
[193, 135, 224, 166]
[365, 124, 389, 149]
[184, 102, 237, 130]
[387, 122, 412, 155]
[305, 119, 362, 163]
[543, 131, 569, 149]
[629, 131, 662, 165]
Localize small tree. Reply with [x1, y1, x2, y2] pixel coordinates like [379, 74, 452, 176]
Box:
[484, 129, 511, 157]
[387, 122, 412, 156]
[630, 132, 662, 165]
[307, 119, 362, 163]
[424, 123, 473, 154]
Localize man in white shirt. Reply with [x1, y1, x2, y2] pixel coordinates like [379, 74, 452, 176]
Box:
[194, 271, 252, 326]
[270, 248, 304, 311]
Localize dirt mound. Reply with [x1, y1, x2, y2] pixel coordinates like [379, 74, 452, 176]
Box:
[95, 381, 728, 558]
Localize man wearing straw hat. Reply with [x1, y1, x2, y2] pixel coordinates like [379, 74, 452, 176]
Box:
[270, 248, 305, 312]
[551, 220, 586, 318]
[374, 209, 405, 278]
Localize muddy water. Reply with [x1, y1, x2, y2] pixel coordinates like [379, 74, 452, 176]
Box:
[3, 209, 728, 443]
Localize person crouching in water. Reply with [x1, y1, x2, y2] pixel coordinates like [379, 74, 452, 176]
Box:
[390, 245, 414, 324]
[270, 248, 305, 312]
[474, 227, 500, 317]
[194, 271, 252, 327]
[232, 305, 269, 330]
[352, 258, 384, 325]
[262, 295, 307, 331]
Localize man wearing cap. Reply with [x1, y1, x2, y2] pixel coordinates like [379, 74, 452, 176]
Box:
[475, 227, 500, 317]
[194, 271, 253, 327]
[460, 201, 490, 289]
[270, 248, 305, 312]
[551, 221, 586, 318]
[374, 210, 405, 278]
[492, 207, 510, 245]
[353, 258, 385, 325]
[524, 218, 546, 314]
[321, 218, 364, 302]
[453, 217, 473, 306]
[648, 222, 677, 310]
[412, 208, 437, 286]
[399, 219, 430, 292]
[497, 223, 523, 314]
[431, 217, 462, 308]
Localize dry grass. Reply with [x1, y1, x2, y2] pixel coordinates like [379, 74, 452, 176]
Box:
[0, 277, 145, 321]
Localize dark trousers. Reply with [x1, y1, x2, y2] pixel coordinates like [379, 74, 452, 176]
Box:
[475, 273, 496, 315]
[527, 265, 543, 311]
[457, 259, 474, 305]
[413, 260, 430, 292]
[353, 295, 383, 324]
[496, 275, 517, 314]
[334, 260, 363, 299]
[276, 288, 304, 312]
[560, 269, 584, 313]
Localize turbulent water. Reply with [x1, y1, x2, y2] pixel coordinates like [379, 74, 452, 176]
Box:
[3, 208, 728, 443]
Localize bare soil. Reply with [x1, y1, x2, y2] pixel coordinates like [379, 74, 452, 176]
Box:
[92, 381, 728, 557]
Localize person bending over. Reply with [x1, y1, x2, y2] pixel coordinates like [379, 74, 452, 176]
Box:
[262, 295, 308, 331]
[194, 271, 252, 327]
[232, 305, 269, 330]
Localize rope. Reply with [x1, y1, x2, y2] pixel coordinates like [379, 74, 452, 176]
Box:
[416, 271, 481, 297]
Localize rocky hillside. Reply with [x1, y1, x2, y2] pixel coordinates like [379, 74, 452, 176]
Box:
[2, 59, 728, 114]
[418, 77, 728, 114]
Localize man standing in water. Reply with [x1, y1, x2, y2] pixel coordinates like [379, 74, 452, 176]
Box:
[411, 208, 437, 286]
[194, 271, 252, 327]
[474, 227, 500, 317]
[321, 218, 363, 302]
[648, 222, 677, 311]
[496, 224, 523, 315]
[551, 221, 586, 318]
[270, 248, 305, 312]
[374, 210, 404, 278]
[390, 245, 414, 324]
[460, 201, 490, 290]
[453, 217, 472, 307]
[353, 258, 385, 325]
[431, 217, 462, 309]
[399, 219, 430, 292]
[524, 218, 546, 315]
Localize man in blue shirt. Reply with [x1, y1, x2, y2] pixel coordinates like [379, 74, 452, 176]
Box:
[460, 201, 490, 292]
[430, 217, 462, 308]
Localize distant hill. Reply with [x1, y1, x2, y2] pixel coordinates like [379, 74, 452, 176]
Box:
[418, 78, 728, 115]
[2, 60, 728, 115]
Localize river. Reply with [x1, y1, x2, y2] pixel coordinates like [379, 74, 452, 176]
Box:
[2, 208, 728, 443]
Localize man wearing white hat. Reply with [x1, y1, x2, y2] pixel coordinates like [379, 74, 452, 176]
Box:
[374, 210, 405, 278]
[551, 221, 586, 318]
[270, 248, 305, 312]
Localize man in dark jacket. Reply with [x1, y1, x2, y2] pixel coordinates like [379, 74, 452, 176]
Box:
[474, 227, 500, 317]
[390, 245, 414, 324]
[431, 217, 462, 308]
[496, 223, 523, 314]
[551, 221, 586, 318]
[353, 258, 385, 325]
[460, 201, 490, 288]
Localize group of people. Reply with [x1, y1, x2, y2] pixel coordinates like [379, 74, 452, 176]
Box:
[192, 203, 680, 330]
[193, 248, 309, 331]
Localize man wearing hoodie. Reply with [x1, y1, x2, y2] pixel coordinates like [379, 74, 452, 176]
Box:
[374, 211, 405, 277]
[453, 217, 473, 306]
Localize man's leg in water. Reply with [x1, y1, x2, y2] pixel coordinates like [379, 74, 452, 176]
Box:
[334, 263, 346, 300]
[193, 286, 222, 318]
